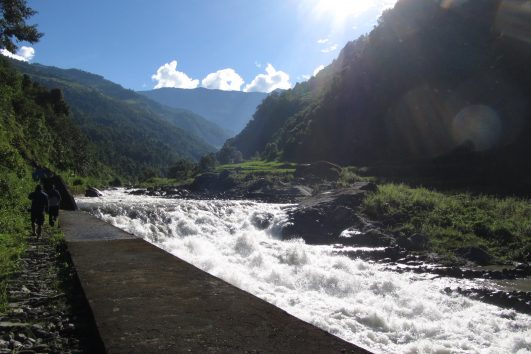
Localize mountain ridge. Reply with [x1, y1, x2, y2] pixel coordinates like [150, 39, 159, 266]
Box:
[139, 87, 268, 136]
[8, 59, 220, 178]
[227, 0, 530, 165]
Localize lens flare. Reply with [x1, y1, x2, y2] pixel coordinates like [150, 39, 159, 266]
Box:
[452, 105, 502, 151]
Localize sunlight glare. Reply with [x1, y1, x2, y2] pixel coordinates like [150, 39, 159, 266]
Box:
[313, 0, 397, 24]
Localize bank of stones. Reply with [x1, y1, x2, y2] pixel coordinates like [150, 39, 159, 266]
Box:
[0, 234, 103, 353]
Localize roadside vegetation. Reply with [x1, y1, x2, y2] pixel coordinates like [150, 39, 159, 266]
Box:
[0, 58, 109, 310]
[363, 184, 531, 263]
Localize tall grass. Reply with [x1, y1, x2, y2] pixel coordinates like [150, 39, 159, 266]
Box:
[363, 184, 531, 262]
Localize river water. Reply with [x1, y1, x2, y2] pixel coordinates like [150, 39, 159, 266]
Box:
[77, 190, 530, 354]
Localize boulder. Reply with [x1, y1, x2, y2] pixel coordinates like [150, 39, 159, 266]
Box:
[343, 228, 396, 247]
[409, 233, 429, 251]
[397, 233, 430, 251]
[282, 188, 369, 243]
[49, 175, 77, 210]
[351, 181, 378, 192]
[455, 247, 494, 265]
[129, 189, 147, 195]
[85, 187, 103, 198]
[251, 212, 274, 230]
[294, 161, 342, 181]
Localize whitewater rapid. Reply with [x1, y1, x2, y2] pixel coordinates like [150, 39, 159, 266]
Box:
[77, 190, 530, 354]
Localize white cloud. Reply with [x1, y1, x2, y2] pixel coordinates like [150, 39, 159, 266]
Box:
[313, 64, 325, 76]
[244, 64, 292, 93]
[151, 60, 199, 89]
[201, 68, 244, 91]
[321, 44, 338, 53]
[316, 38, 329, 44]
[0, 46, 35, 62]
[254, 61, 262, 68]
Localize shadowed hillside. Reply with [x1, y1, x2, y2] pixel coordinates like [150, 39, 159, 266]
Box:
[226, 0, 531, 193]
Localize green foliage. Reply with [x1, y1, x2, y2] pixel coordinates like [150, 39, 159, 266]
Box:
[217, 145, 244, 164]
[0, 58, 112, 309]
[337, 166, 372, 187]
[0, 58, 105, 176]
[263, 142, 279, 161]
[198, 153, 218, 172]
[109, 177, 122, 187]
[363, 184, 531, 262]
[168, 159, 197, 180]
[229, 0, 531, 176]
[215, 160, 297, 178]
[0, 0, 42, 52]
[8, 59, 215, 179]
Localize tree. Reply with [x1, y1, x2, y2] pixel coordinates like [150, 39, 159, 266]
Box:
[168, 159, 197, 180]
[198, 153, 217, 172]
[0, 0, 42, 52]
[263, 142, 279, 161]
[217, 145, 244, 164]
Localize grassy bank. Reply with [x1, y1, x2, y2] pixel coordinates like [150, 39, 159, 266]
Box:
[362, 184, 531, 263]
[215, 160, 297, 177]
[0, 168, 32, 311]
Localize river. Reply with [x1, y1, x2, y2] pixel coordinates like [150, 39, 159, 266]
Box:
[77, 189, 530, 354]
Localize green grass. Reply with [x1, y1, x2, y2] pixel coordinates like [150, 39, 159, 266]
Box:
[63, 174, 117, 195]
[363, 184, 531, 262]
[337, 166, 373, 187]
[215, 160, 297, 177]
[0, 170, 32, 312]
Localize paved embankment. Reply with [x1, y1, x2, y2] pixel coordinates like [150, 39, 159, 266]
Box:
[61, 211, 370, 354]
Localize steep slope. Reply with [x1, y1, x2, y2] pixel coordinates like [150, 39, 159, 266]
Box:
[9, 60, 219, 177]
[10, 60, 230, 147]
[228, 0, 531, 167]
[0, 57, 102, 177]
[139, 87, 268, 135]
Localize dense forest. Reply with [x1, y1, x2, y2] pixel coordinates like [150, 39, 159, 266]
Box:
[0, 57, 110, 281]
[227, 0, 530, 191]
[0, 58, 103, 177]
[8, 60, 226, 178]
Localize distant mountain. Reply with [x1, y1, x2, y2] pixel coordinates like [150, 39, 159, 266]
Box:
[139, 87, 268, 136]
[227, 0, 530, 168]
[9, 60, 220, 178]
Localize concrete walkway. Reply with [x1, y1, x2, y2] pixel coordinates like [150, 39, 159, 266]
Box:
[61, 211, 371, 353]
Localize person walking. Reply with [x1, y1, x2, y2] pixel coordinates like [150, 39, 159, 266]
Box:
[47, 184, 61, 227]
[28, 185, 48, 238]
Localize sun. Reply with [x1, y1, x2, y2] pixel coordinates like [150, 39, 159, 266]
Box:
[313, 0, 373, 23]
[310, 0, 397, 27]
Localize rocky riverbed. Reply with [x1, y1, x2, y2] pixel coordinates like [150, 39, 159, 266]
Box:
[0, 234, 103, 353]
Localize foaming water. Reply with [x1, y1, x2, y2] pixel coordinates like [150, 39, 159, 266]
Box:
[78, 190, 530, 354]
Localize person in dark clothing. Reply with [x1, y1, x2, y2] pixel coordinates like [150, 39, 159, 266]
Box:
[28, 185, 48, 237]
[47, 184, 61, 227]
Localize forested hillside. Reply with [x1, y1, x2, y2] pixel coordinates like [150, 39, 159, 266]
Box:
[0, 58, 103, 177]
[228, 0, 531, 174]
[0, 57, 111, 283]
[140, 87, 268, 136]
[9, 60, 223, 177]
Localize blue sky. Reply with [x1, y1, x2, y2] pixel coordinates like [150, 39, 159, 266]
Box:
[5, 0, 397, 92]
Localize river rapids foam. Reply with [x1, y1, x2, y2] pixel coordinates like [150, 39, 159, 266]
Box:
[78, 190, 530, 354]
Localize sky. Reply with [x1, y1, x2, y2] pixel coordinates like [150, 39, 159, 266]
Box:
[4, 0, 397, 92]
